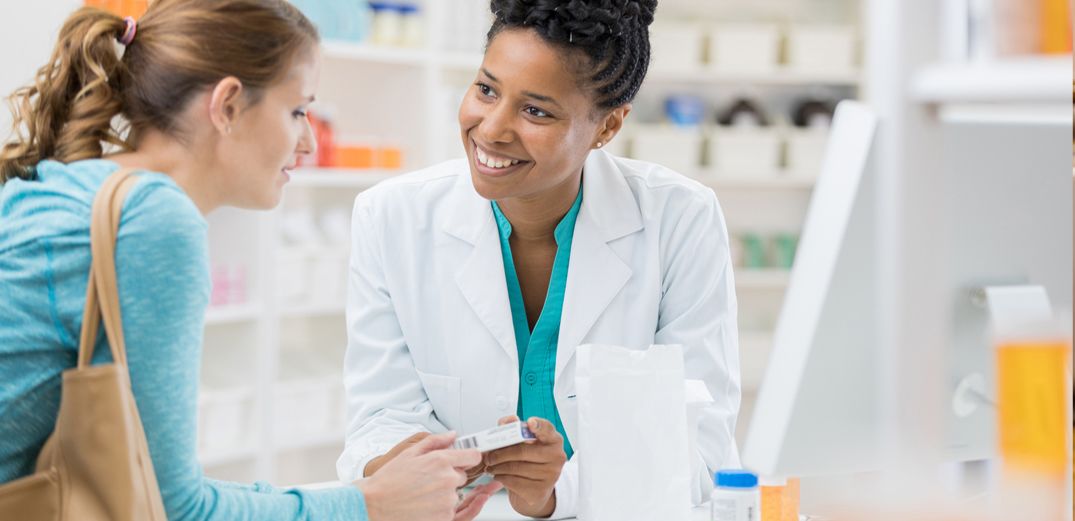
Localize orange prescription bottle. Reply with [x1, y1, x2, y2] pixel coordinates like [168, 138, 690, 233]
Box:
[760, 477, 799, 521]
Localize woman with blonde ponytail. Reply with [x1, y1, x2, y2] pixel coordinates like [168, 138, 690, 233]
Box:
[0, 2, 499, 520]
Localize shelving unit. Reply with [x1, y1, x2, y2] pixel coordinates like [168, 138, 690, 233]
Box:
[911, 55, 1071, 125]
[204, 304, 263, 326]
[911, 56, 1070, 104]
[321, 41, 484, 72]
[648, 68, 862, 87]
[735, 269, 793, 290]
[288, 168, 397, 189]
[198, 0, 866, 484]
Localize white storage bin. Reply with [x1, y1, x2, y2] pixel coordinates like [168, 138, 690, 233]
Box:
[785, 128, 829, 178]
[198, 387, 255, 453]
[706, 126, 782, 175]
[310, 249, 348, 308]
[277, 247, 311, 308]
[707, 23, 781, 74]
[274, 378, 339, 446]
[630, 125, 704, 175]
[786, 25, 857, 74]
[648, 23, 706, 74]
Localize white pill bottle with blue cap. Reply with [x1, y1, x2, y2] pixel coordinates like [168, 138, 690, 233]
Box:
[710, 469, 760, 521]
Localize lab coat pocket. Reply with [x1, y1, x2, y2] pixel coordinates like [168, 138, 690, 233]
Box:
[558, 395, 579, 447]
[414, 369, 462, 430]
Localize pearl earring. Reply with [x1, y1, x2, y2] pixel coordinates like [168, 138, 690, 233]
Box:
[596, 142, 603, 148]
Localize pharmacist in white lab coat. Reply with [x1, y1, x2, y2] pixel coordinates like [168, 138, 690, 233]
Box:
[337, 0, 740, 518]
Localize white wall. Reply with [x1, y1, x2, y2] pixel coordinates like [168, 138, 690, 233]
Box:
[0, 1, 82, 140]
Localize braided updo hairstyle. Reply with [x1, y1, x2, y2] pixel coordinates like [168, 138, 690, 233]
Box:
[487, 0, 658, 112]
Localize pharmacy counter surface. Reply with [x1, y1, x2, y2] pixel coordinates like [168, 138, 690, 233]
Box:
[298, 481, 713, 520]
[475, 491, 711, 520]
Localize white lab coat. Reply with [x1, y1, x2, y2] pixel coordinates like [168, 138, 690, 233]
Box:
[337, 150, 741, 517]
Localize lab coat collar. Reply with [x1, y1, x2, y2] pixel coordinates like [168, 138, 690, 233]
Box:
[579, 150, 644, 241]
[445, 150, 645, 370]
[440, 150, 643, 244]
[555, 150, 642, 381]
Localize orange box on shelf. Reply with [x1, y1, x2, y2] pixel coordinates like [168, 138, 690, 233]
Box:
[84, 0, 149, 17]
[123, 0, 150, 17]
[334, 145, 375, 169]
[83, 0, 110, 10]
[375, 146, 403, 170]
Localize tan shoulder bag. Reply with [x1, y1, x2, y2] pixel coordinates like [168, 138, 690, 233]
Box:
[0, 169, 167, 520]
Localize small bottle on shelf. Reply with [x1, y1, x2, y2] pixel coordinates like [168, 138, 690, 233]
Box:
[369, 2, 403, 47]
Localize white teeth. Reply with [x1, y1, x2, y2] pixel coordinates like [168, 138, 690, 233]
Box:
[475, 145, 520, 169]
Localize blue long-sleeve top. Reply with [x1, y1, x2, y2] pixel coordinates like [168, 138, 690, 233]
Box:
[0, 159, 366, 520]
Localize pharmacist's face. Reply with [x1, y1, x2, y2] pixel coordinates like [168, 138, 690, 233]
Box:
[220, 48, 320, 210]
[458, 28, 604, 201]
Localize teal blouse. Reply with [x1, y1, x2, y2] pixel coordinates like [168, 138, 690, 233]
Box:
[490, 186, 583, 459]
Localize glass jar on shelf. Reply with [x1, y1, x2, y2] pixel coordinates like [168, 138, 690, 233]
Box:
[370, 2, 403, 47]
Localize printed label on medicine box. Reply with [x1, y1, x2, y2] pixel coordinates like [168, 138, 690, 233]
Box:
[452, 421, 535, 452]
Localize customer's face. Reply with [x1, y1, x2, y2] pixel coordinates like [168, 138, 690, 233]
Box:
[458, 28, 605, 201]
[215, 48, 320, 210]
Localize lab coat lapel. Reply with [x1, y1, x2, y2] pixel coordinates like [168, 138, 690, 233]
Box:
[443, 174, 519, 367]
[556, 151, 643, 380]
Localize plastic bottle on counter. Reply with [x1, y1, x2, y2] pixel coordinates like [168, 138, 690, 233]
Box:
[711, 469, 760, 521]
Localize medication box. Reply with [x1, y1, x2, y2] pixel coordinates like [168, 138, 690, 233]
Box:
[452, 421, 535, 452]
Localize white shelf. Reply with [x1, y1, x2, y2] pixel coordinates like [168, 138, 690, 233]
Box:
[699, 173, 816, 191]
[320, 41, 484, 73]
[204, 304, 262, 326]
[912, 56, 1071, 104]
[647, 68, 861, 86]
[281, 303, 346, 318]
[735, 269, 791, 289]
[288, 168, 398, 189]
[199, 445, 259, 467]
[277, 430, 345, 452]
[321, 41, 427, 66]
[436, 51, 484, 72]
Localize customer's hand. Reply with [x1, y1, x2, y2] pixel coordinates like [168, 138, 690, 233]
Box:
[484, 416, 566, 518]
[453, 481, 503, 521]
[356, 432, 481, 521]
[463, 459, 487, 486]
[363, 431, 430, 477]
[365, 431, 487, 486]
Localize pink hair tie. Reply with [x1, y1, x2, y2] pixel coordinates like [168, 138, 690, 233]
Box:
[118, 16, 137, 46]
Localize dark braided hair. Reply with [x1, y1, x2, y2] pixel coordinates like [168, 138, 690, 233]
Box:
[487, 0, 657, 112]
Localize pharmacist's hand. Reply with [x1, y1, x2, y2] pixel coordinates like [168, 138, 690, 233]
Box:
[463, 459, 487, 486]
[356, 432, 480, 521]
[453, 481, 504, 521]
[485, 416, 565, 518]
[363, 431, 430, 477]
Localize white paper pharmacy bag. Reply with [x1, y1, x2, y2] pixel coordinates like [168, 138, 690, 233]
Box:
[576, 344, 692, 521]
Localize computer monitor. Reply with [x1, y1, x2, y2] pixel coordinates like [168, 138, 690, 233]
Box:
[741, 100, 1073, 478]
